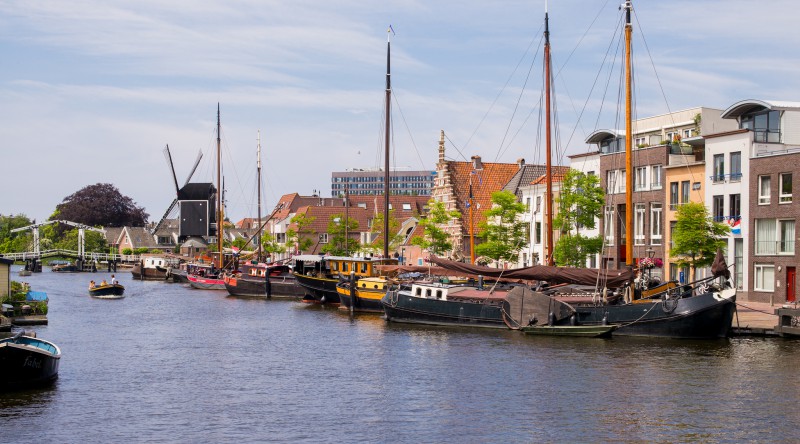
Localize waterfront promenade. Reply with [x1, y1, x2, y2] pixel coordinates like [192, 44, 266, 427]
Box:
[731, 299, 789, 336]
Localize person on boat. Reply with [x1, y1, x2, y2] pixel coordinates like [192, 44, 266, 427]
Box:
[89, 280, 96, 289]
[100, 279, 108, 286]
[110, 274, 118, 285]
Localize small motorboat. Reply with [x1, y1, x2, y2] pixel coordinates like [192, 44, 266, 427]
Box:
[520, 324, 617, 338]
[89, 284, 125, 299]
[0, 331, 61, 391]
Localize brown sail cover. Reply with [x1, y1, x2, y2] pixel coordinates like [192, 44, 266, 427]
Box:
[428, 255, 634, 288]
[711, 248, 731, 279]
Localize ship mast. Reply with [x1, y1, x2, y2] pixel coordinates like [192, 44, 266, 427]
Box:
[624, 1, 634, 267]
[383, 26, 392, 260]
[217, 103, 224, 269]
[544, 4, 554, 266]
[257, 130, 263, 262]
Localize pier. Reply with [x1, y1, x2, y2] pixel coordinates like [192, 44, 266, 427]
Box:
[731, 300, 783, 336]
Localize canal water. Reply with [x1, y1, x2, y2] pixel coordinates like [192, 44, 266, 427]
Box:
[2, 266, 798, 443]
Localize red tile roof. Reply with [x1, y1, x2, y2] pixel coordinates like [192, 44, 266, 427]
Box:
[448, 160, 521, 229]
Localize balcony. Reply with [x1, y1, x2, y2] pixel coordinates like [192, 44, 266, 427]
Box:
[709, 173, 743, 184]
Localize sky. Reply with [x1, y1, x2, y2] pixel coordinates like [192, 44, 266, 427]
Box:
[2, 0, 798, 224]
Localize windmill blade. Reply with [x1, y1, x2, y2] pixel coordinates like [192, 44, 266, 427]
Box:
[184, 149, 204, 186]
[151, 198, 179, 235]
[163, 144, 180, 194]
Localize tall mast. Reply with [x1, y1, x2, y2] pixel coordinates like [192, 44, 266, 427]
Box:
[217, 103, 224, 269]
[624, 1, 633, 267]
[257, 130, 262, 262]
[383, 26, 391, 260]
[544, 5, 554, 266]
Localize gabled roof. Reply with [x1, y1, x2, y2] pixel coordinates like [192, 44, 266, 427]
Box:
[153, 218, 178, 237]
[721, 99, 800, 119]
[502, 164, 547, 196]
[104, 227, 124, 245]
[448, 159, 521, 229]
[530, 167, 571, 185]
[120, 226, 161, 249]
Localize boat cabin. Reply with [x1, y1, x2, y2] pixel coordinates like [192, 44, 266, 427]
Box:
[293, 255, 398, 279]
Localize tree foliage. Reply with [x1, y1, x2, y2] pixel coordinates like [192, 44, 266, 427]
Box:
[365, 209, 404, 255]
[53, 229, 108, 253]
[286, 212, 316, 254]
[411, 199, 461, 256]
[552, 170, 605, 267]
[474, 190, 527, 262]
[320, 214, 360, 256]
[0, 214, 34, 253]
[53, 183, 149, 227]
[671, 202, 728, 279]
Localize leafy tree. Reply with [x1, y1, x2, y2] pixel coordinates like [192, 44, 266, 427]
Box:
[0, 214, 34, 253]
[475, 190, 527, 262]
[286, 212, 316, 254]
[53, 229, 108, 253]
[365, 209, 404, 255]
[53, 183, 149, 227]
[552, 169, 605, 267]
[411, 199, 461, 256]
[320, 214, 360, 256]
[671, 202, 729, 281]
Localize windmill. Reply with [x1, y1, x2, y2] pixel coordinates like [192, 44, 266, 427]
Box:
[152, 145, 218, 244]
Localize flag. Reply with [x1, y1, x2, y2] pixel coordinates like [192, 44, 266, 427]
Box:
[388, 25, 395, 35]
[729, 218, 741, 235]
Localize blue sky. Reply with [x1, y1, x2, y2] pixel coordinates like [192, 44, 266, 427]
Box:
[2, 0, 798, 224]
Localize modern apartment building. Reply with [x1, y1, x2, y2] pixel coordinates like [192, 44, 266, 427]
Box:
[331, 169, 436, 197]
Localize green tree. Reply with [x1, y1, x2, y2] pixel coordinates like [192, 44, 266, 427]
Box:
[474, 190, 527, 262]
[261, 234, 286, 259]
[671, 202, 729, 281]
[320, 214, 360, 256]
[53, 229, 108, 253]
[0, 214, 34, 253]
[286, 212, 316, 254]
[365, 209, 404, 255]
[552, 169, 605, 267]
[411, 199, 461, 256]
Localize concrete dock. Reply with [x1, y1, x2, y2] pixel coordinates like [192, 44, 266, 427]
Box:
[731, 300, 790, 336]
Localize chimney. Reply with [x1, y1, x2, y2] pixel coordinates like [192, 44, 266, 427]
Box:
[517, 158, 525, 168]
[471, 155, 484, 171]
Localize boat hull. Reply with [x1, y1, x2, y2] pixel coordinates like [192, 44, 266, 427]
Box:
[293, 273, 340, 304]
[131, 264, 169, 280]
[521, 324, 617, 337]
[0, 336, 61, 391]
[224, 275, 304, 299]
[381, 290, 507, 329]
[568, 288, 737, 339]
[187, 275, 226, 290]
[167, 269, 189, 283]
[89, 284, 125, 299]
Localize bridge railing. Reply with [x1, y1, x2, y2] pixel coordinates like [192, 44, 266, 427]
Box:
[0, 249, 142, 263]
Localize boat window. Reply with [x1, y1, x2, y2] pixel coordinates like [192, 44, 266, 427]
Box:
[436, 290, 443, 299]
[331, 262, 339, 272]
[425, 289, 432, 297]
[361, 263, 368, 273]
[415, 287, 422, 296]
[373, 284, 379, 289]
[342, 262, 349, 273]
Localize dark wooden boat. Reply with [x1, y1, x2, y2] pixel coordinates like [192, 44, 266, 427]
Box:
[224, 264, 304, 298]
[0, 332, 61, 391]
[520, 324, 617, 337]
[293, 255, 397, 304]
[382, 282, 515, 329]
[89, 284, 125, 299]
[51, 261, 79, 272]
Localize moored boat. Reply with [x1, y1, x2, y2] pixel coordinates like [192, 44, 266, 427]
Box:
[293, 255, 398, 304]
[520, 324, 617, 337]
[131, 255, 177, 280]
[0, 331, 61, 391]
[337, 276, 391, 313]
[224, 264, 303, 298]
[187, 273, 227, 290]
[89, 284, 125, 299]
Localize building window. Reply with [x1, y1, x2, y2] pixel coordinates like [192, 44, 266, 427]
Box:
[755, 219, 795, 255]
[535, 196, 541, 213]
[651, 165, 663, 189]
[729, 194, 741, 221]
[730, 152, 742, 182]
[712, 195, 725, 222]
[681, 181, 690, 204]
[779, 173, 792, 203]
[758, 175, 771, 205]
[534, 222, 542, 245]
[741, 110, 781, 143]
[607, 170, 617, 194]
[319, 233, 329, 244]
[754, 264, 775, 291]
[634, 167, 648, 191]
[525, 197, 531, 212]
[634, 204, 646, 245]
[780, 220, 795, 254]
[713, 154, 725, 182]
[734, 239, 744, 291]
[604, 206, 614, 245]
[650, 203, 662, 245]
[669, 182, 679, 210]
[402, 203, 412, 210]
[276, 233, 287, 243]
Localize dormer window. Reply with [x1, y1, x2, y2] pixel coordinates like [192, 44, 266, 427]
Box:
[741, 110, 781, 143]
